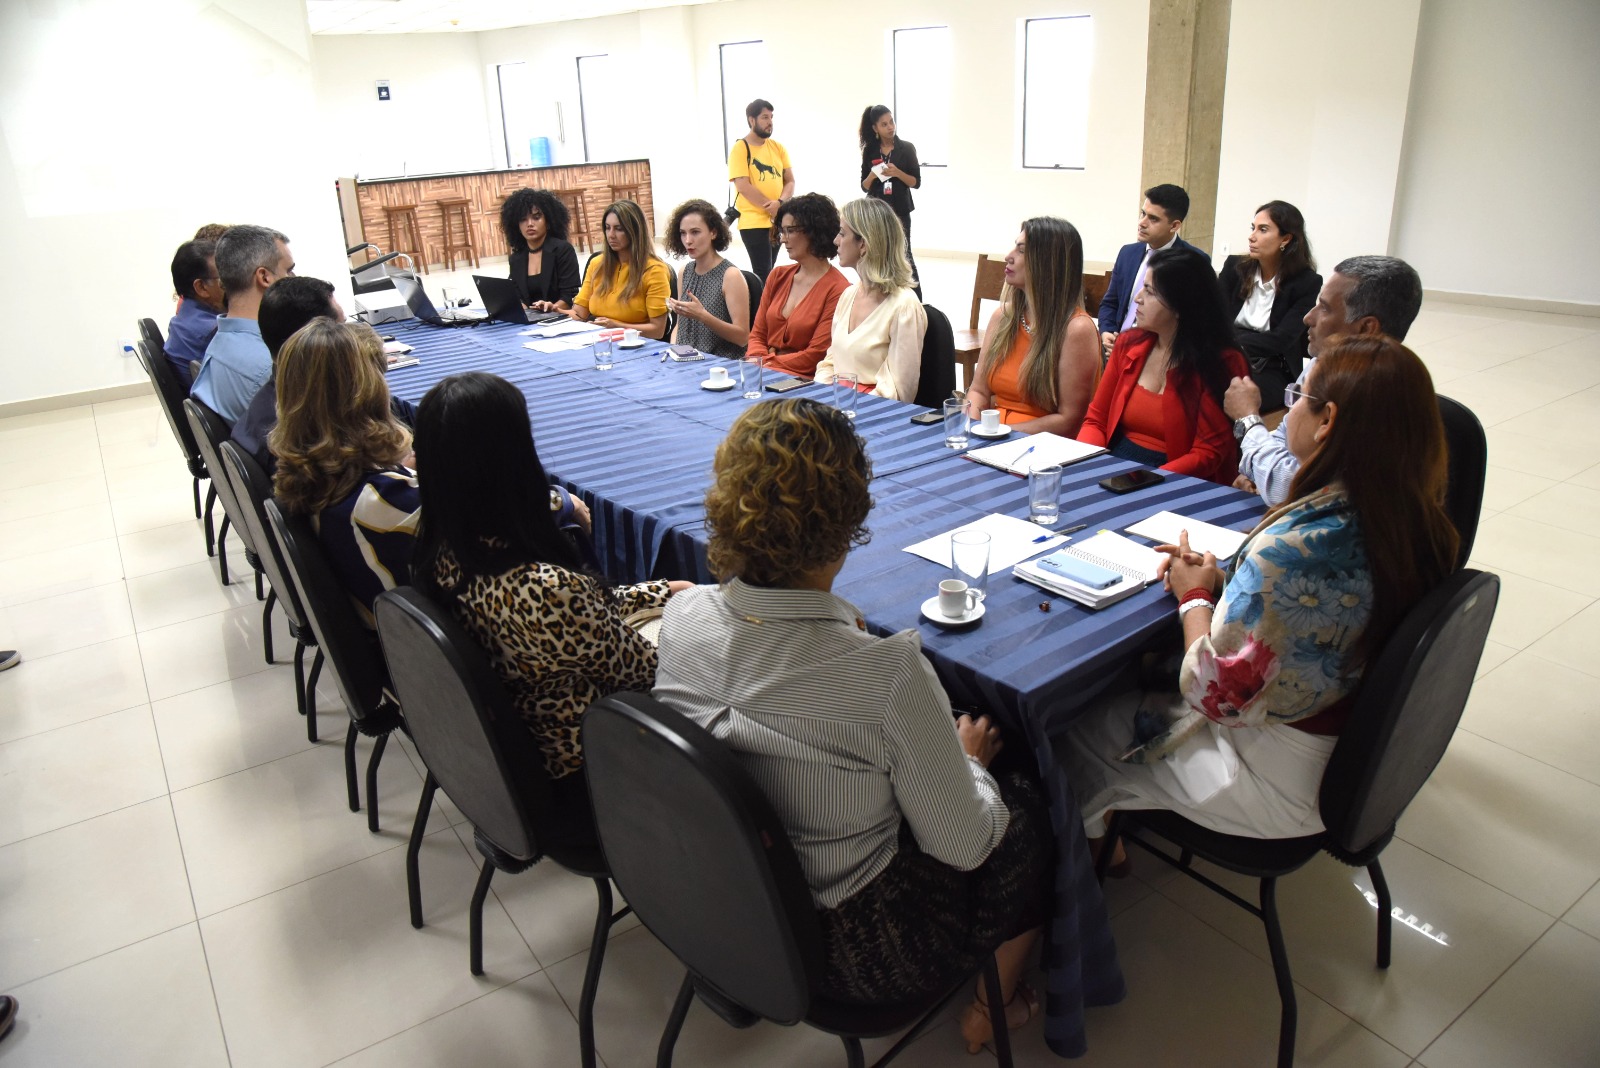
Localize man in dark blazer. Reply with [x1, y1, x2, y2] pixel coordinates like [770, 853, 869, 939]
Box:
[1097, 184, 1201, 356]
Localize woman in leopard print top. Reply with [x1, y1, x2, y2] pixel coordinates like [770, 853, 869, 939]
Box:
[412, 373, 690, 824]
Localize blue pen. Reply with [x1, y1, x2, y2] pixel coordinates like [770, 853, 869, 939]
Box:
[1013, 443, 1037, 470]
[1032, 523, 1086, 542]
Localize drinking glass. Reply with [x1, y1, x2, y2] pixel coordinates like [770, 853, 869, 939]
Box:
[593, 337, 614, 371]
[943, 398, 969, 449]
[834, 373, 859, 419]
[950, 529, 991, 601]
[1029, 464, 1063, 526]
[741, 354, 764, 398]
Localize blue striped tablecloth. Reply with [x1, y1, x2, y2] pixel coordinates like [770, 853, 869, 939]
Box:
[386, 319, 1268, 1057]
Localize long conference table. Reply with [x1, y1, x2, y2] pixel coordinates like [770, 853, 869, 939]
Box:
[381, 316, 1266, 1058]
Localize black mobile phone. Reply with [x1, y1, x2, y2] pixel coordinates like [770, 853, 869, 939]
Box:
[1099, 469, 1167, 494]
[765, 378, 808, 393]
[910, 409, 944, 425]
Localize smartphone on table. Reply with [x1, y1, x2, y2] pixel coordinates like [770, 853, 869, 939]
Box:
[1098, 469, 1167, 494]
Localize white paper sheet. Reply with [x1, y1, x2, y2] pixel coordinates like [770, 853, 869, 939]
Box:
[1126, 510, 1250, 559]
[522, 319, 604, 338]
[903, 513, 1067, 573]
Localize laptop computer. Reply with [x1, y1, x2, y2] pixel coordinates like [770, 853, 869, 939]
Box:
[473, 274, 566, 325]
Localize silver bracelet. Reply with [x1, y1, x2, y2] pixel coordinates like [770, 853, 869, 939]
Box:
[1178, 599, 1215, 619]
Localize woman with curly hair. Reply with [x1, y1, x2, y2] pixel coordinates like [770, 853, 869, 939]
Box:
[652, 397, 1051, 1054]
[744, 193, 850, 378]
[662, 198, 750, 358]
[500, 188, 581, 311]
[569, 199, 671, 339]
[270, 319, 417, 627]
[1065, 336, 1459, 848]
[817, 197, 927, 401]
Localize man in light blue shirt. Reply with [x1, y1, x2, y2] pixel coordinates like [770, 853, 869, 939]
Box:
[1224, 255, 1424, 505]
[191, 225, 294, 423]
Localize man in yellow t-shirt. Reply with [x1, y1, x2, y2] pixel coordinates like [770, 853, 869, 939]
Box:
[727, 98, 794, 282]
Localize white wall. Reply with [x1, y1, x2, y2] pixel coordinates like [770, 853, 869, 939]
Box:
[0, 0, 350, 407]
[1393, 0, 1600, 305]
[311, 32, 494, 179]
[1213, 0, 1423, 273]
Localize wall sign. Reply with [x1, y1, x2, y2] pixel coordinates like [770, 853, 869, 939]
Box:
[376, 80, 390, 102]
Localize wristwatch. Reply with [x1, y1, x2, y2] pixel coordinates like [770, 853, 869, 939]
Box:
[1233, 413, 1264, 441]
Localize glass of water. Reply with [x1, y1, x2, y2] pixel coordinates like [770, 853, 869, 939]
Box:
[950, 529, 991, 601]
[942, 398, 969, 449]
[1029, 464, 1063, 526]
[593, 336, 614, 371]
[741, 354, 764, 398]
[834, 372, 859, 419]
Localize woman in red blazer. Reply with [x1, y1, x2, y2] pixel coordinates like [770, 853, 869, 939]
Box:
[1077, 247, 1248, 484]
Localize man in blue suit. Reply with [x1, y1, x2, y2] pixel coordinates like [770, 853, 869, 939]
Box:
[1097, 184, 1200, 356]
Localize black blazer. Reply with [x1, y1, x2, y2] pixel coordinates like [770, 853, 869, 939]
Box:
[1218, 255, 1320, 376]
[860, 139, 921, 217]
[508, 238, 582, 306]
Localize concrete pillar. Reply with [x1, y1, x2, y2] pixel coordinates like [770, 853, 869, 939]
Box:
[1141, 0, 1231, 255]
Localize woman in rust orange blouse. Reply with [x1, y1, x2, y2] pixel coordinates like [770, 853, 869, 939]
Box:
[746, 193, 850, 378]
[965, 217, 1100, 435]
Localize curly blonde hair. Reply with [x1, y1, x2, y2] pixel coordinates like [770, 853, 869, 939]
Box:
[270, 319, 411, 515]
[705, 399, 873, 587]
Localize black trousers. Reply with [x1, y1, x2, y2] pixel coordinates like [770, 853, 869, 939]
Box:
[896, 210, 922, 300]
[741, 226, 775, 282]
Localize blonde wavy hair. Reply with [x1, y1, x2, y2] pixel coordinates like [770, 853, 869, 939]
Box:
[704, 399, 874, 587]
[270, 319, 411, 515]
[840, 197, 914, 295]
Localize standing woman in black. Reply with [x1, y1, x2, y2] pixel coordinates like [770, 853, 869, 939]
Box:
[859, 105, 922, 296]
[501, 188, 582, 312]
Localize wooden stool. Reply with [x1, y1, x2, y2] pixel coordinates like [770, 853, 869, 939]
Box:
[382, 203, 428, 274]
[437, 197, 479, 271]
[609, 182, 643, 205]
[552, 188, 592, 252]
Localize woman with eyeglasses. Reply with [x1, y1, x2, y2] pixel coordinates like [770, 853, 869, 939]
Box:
[1075, 247, 1249, 484]
[745, 193, 850, 379]
[1218, 200, 1321, 411]
[1064, 335, 1459, 853]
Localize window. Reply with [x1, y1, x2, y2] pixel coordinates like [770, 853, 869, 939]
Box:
[1021, 16, 1093, 170]
[892, 27, 951, 167]
[576, 54, 626, 163]
[719, 40, 770, 159]
[497, 62, 557, 168]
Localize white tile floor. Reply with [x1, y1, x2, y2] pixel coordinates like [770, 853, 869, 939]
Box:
[3, 256, 1599, 1066]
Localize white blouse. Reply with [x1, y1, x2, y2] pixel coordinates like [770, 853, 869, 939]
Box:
[1235, 271, 1276, 332]
[815, 285, 928, 401]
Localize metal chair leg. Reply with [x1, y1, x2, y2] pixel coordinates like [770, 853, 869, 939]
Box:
[344, 720, 360, 813]
[366, 732, 389, 833]
[469, 858, 495, 976]
[1260, 877, 1297, 1068]
[305, 649, 322, 743]
[407, 773, 437, 929]
[192, 475, 202, 519]
[255, 568, 265, 601]
[292, 639, 306, 715]
[841, 1036, 865, 1068]
[261, 588, 277, 664]
[203, 484, 217, 556]
[983, 955, 1014, 1067]
[655, 972, 695, 1068]
[216, 514, 231, 585]
[1369, 859, 1393, 969]
[578, 878, 616, 1068]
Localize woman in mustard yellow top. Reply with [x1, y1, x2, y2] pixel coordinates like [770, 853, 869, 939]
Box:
[966, 217, 1100, 435]
[570, 200, 671, 339]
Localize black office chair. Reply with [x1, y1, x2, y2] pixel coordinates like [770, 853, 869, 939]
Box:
[132, 337, 216, 555]
[265, 499, 404, 831]
[1437, 395, 1487, 568]
[182, 398, 264, 595]
[743, 270, 764, 318]
[219, 441, 322, 741]
[137, 317, 166, 359]
[374, 587, 630, 1068]
[583, 692, 1014, 1068]
[912, 304, 958, 408]
[1096, 569, 1500, 1068]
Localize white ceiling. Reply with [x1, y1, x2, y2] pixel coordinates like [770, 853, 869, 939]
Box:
[307, 0, 722, 35]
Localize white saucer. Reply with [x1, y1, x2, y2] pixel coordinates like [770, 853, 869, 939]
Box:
[701, 378, 736, 391]
[920, 595, 986, 627]
[969, 423, 1012, 439]
[619, 340, 646, 349]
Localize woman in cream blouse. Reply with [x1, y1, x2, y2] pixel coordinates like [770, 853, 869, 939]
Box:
[816, 197, 927, 401]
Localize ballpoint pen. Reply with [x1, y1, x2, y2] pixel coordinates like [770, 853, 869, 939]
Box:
[1032, 523, 1087, 542]
[1014, 443, 1037, 469]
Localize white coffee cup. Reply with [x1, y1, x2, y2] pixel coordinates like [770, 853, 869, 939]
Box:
[938, 579, 981, 618]
[981, 408, 1001, 433]
[623, 328, 641, 345]
[708, 366, 730, 384]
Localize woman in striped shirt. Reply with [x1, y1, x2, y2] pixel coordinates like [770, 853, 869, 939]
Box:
[653, 398, 1051, 1053]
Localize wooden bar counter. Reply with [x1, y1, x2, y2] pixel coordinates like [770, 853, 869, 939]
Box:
[350, 159, 654, 268]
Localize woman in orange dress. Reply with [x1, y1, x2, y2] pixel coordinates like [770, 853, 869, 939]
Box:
[965, 218, 1100, 435]
[746, 193, 850, 378]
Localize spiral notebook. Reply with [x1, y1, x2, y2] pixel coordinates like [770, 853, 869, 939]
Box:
[1013, 530, 1166, 609]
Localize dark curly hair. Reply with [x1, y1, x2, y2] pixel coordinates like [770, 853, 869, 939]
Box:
[662, 198, 731, 257]
[705, 398, 873, 587]
[500, 188, 570, 252]
[768, 192, 839, 261]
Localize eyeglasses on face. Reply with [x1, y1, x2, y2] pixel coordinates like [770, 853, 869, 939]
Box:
[1284, 383, 1320, 407]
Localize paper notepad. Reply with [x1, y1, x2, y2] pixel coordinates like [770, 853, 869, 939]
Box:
[962, 432, 1106, 475]
[903, 513, 1068, 574]
[1126, 510, 1251, 560]
[1012, 530, 1166, 609]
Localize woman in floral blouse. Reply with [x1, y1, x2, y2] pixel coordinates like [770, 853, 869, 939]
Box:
[1066, 335, 1460, 841]
[410, 372, 690, 833]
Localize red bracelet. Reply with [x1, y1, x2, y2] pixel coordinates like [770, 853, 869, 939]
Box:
[1179, 587, 1216, 607]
